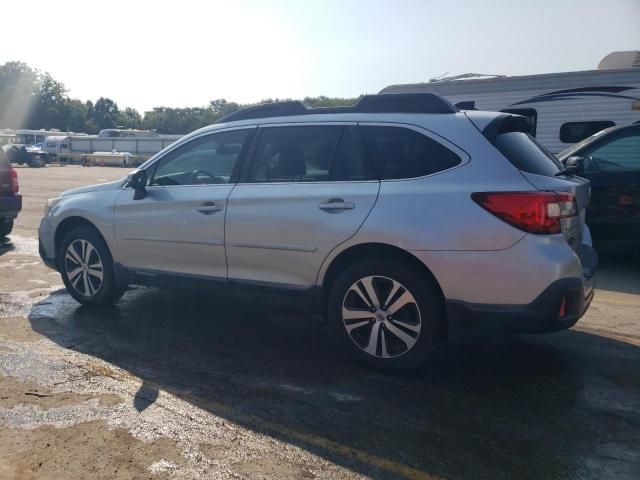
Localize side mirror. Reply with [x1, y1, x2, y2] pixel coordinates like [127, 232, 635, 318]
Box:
[563, 156, 585, 174]
[127, 169, 147, 200]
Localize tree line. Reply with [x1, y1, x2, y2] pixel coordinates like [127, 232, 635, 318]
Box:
[0, 61, 359, 135]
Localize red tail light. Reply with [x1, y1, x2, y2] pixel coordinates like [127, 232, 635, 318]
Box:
[471, 191, 577, 234]
[10, 168, 19, 193]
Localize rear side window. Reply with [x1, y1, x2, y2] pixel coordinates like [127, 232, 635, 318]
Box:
[248, 126, 377, 183]
[494, 131, 562, 177]
[560, 121, 615, 143]
[250, 126, 341, 182]
[331, 126, 377, 181]
[360, 126, 461, 180]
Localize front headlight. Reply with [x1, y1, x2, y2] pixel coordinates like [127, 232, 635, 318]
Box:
[43, 197, 62, 216]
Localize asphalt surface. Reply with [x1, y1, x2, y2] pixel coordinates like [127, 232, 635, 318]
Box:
[1, 165, 639, 479]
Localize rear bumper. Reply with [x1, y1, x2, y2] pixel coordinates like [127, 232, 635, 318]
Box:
[0, 194, 22, 220]
[446, 244, 598, 338]
[446, 277, 594, 338]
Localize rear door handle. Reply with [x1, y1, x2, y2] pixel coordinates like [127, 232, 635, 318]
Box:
[318, 198, 355, 212]
[196, 202, 223, 214]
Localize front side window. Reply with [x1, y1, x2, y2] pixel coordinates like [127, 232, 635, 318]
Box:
[150, 129, 252, 186]
[360, 125, 461, 180]
[560, 121, 615, 143]
[582, 131, 640, 172]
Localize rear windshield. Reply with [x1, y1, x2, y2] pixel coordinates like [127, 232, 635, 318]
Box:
[494, 131, 562, 176]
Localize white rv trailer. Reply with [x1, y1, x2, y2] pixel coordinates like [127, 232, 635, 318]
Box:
[380, 51, 640, 153]
[44, 132, 182, 166]
[14, 129, 69, 146]
[97, 128, 162, 138]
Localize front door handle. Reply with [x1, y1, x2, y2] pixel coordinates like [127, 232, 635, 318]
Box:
[196, 202, 223, 215]
[318, 198, 355, 212]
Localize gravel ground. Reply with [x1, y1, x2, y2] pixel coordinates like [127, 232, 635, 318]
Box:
[0, 165, 639, 480]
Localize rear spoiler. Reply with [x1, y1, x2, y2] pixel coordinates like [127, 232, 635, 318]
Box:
[480, 114, 533, 144]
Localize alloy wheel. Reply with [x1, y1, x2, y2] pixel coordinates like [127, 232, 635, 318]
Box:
[64, 239, 104, 297]
[341, 275, 421, 358]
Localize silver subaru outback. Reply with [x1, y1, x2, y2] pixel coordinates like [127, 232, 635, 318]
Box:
[38, 93, 597, 369]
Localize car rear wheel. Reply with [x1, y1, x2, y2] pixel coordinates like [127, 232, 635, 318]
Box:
[328, 258, 442, 370]
[0, 220, 13, 237]
[59, 226, 122, 305]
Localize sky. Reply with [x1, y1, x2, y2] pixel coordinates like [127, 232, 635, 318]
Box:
[0, 0, 638, 113]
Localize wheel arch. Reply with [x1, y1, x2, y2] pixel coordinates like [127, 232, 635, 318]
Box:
[320, 242, 447, 336]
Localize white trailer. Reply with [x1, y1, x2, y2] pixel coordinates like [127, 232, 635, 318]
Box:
[44, 133, 182, 166]
[380, 51, 640, 153]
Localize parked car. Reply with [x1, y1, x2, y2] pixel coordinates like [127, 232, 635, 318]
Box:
[0, 147, 22, 237]
[557, 123, 640, 253]
[2, 143, 49, 167]
[38, 94, 597, 369]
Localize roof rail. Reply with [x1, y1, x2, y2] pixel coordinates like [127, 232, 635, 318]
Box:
[217, 93, 458, 123]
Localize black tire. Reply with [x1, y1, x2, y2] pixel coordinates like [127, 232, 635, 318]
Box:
[28, 157, 45, 168]
[328, 258, 442, 370]
[0, 220, 13, 237]
[59, 225, 121, 306]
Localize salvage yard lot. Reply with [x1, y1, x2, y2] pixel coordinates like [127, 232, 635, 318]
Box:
[1, 165, 639, 479]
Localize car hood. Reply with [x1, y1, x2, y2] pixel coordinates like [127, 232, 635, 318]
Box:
[60, 178, 126, 197]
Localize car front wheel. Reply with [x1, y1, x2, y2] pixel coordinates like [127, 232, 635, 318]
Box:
[328, 258, 442, 370]
[59, 226, 122, 305]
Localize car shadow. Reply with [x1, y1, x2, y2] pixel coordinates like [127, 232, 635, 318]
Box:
[27, 287, 640, 480]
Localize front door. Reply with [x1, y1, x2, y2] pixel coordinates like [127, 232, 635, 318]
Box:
[114, 127, 254, 278]
[225, 124, 380, 288]
[579, 128, 640, 245]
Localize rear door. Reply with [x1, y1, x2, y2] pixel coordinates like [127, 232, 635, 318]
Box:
[225, 124, 380, 288]
[578, 128, 640, 245]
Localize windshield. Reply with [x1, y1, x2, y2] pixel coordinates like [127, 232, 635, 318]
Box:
[557, 126, 617, 161]
[15, 133, 35, 144]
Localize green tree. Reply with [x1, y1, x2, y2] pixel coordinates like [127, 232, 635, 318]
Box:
[0, 61, 40, 129]
[91, 97, 120, 130]
[32, 74, 68, 129]
[117, 107, 142, 129]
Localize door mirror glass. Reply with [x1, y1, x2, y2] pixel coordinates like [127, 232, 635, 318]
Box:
[127, 169, 147, 200]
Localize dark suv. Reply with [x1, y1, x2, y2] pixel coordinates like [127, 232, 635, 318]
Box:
[0, 147, 21, 237]
[558, 123, 640, 252]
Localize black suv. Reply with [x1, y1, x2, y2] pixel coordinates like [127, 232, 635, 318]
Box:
[0, 147, 21, 237]
[557, 123, 640, 252]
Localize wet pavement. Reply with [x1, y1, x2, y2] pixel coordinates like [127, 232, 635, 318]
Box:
[0, 166, 639, 479]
